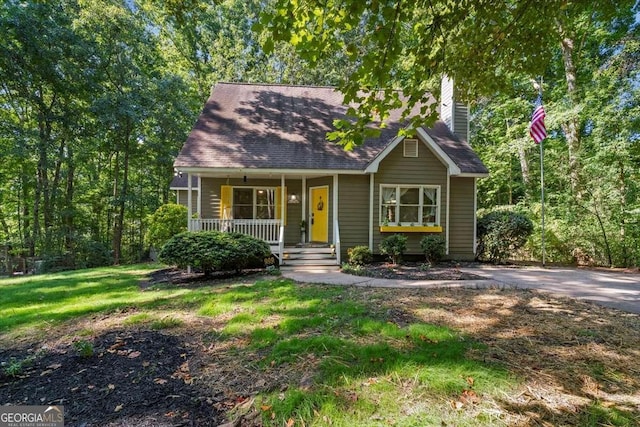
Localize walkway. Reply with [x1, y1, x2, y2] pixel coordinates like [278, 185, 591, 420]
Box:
[281, 265, 640, 314]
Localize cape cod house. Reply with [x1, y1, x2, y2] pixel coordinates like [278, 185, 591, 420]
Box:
[171, 79, 488, 266]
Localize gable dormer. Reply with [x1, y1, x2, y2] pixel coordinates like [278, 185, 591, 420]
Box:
[440, 76, 469, 143]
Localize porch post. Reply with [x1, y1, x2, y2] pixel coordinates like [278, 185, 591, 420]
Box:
[301, 177, 307, 244]
[280, 174, 285, 225]
[187, 172, 193, 231]
[196, 176, 201, 218]
[187, 172, 193, 274]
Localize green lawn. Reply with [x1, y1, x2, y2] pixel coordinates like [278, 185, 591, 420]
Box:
[2, 265, 637, 426]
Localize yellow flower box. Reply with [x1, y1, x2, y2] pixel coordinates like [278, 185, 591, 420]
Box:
[379, 225, 443, 233]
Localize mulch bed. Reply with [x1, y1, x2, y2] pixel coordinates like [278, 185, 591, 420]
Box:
[0, 330, 223, 427]
[343, 261, 487, 280]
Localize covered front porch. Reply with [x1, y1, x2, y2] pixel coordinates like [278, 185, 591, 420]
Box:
[180, 171, 344, 265]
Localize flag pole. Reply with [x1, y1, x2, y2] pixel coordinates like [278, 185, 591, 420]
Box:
[539, 78, 546, 267]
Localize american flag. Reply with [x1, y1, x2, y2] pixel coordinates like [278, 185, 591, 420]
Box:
[529, 94, 547, 144]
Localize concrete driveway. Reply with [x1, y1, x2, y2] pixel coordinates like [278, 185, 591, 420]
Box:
[282, 265, 640, 314]
[460, 265, 640, 314]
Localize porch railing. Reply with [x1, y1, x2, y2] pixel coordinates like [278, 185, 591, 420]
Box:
[189, 219, 281, 244]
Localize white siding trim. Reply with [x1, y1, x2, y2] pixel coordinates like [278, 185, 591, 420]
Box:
[187, 173, 193, 229]
[175, 167, 366, 176]
[363, 135, 404, 173]
[473, 178, 478, 255]
[416, 128, 462, 175]
[302, 177, 307, 243]
[333, 174, 339, 245]
[446, 173, 450, 255]
[196, 176, 201, 218]
[281, 175, 285, 223]
[369, 173, 374, 251]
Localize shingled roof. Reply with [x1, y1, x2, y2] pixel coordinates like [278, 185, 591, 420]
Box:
[174, 83, 488, 175]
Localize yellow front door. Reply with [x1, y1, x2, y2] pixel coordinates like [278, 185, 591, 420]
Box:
[310, 186, 328, 243]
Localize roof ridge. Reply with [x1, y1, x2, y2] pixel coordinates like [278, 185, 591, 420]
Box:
[215, 81, 339, 90]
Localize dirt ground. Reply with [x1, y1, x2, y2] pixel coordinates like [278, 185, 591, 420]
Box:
[1, 268, 639, 426]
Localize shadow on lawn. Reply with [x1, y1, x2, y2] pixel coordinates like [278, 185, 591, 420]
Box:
[2, 268, 638, 426]
[398, 287, 640, 426]
[207, 280, 640, 426]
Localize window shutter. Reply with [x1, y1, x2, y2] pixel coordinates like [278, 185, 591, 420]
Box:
[220, 185, 232, 219]
[275, 186, 287, 225]
[404, 139, 418, 157]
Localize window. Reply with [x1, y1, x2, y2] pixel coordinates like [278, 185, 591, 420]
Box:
[232, 187, 276, 219]
[380, 184, 440, 226]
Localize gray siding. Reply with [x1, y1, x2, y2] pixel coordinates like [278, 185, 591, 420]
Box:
[337, 175, 370, 260]
[453, 102, 469, 142]
[373, 141, 448, 255]
[176, 190, 198, 212]
[449, 177, 476, 260]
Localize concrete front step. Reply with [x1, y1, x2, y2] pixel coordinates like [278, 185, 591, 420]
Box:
[283, 259, 338, 267]
[280, 264, 341, 273]
[281, 246, 337, 268]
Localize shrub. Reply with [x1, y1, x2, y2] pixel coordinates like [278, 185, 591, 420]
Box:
[146, 204, 188, 250]
[347, 245, 372, 266]
[477, 210, 534, 263]
[420, 234, 446, 265]
[75, 239, 113, 268]
[379, 234, 407, 265]
[158, 231, 270, 275]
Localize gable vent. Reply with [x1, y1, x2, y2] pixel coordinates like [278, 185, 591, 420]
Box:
[403, 139, 418, 157]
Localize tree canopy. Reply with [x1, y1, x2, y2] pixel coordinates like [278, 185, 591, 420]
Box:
[256, 0, 635, 149]
[0, 0, 638, 269]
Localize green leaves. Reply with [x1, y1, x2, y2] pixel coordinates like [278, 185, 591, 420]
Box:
[255, 0, 586, 148]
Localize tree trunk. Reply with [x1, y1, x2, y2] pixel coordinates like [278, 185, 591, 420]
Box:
[558, 25, 582, 195]
[618, 160, 628, 266]
[63, 148, 75, 255]
[112, 133, 131, 265]
[517, 145, 530, 190]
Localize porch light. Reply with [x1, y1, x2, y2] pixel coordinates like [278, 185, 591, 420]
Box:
[287, 193, 300, 204]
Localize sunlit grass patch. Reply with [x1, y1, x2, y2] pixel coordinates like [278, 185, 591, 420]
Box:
[0, 264, 183, 337]
[150, 316, 184, 330]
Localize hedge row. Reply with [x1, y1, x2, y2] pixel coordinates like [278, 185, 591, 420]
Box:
[159, 231, 271, 276]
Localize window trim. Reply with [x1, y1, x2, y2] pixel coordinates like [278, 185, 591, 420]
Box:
[231, 186, 277, 220]
[379, 184, 441, 227]
[403, 138, 418, 157]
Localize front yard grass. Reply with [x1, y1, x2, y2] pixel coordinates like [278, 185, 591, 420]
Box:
[1, 265, 639, 426]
